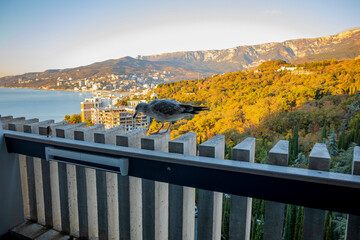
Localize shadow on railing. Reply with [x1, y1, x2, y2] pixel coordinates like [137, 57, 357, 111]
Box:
[1, 115, 360, 240]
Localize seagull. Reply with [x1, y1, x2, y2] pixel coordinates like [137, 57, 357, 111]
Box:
[133, 99, 209, 134]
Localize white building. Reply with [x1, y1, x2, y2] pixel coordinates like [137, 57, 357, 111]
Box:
[91, 106, 149, 130]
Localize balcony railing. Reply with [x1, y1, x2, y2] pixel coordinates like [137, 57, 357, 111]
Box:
[1, 115, 360, 239]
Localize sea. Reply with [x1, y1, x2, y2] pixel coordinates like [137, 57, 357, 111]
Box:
[0, 88, 94, 122]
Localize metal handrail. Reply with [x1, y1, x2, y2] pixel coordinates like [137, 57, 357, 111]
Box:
[4, 130, 360, 215]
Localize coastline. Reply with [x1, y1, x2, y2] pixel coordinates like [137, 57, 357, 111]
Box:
[0, 86, 128, 95]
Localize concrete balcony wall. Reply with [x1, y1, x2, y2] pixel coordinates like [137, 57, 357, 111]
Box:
[1, 116, 360, 239]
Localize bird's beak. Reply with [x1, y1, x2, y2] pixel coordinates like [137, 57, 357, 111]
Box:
[133, 112, 137, 119]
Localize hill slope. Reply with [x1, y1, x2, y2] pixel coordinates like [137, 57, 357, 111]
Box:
[151, 58, 360, 143]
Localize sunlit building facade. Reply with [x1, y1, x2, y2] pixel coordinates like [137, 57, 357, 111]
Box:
[91, 106, 149, 130]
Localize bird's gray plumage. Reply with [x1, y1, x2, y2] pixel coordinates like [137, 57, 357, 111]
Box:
[133, 99, 209, 134]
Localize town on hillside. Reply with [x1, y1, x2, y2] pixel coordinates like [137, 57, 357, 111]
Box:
[15, 70, 175, 92]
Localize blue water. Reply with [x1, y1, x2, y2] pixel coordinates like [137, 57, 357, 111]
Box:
[0, 88, 94, 122]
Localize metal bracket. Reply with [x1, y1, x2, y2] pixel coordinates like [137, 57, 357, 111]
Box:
[45, 147, 129, 176]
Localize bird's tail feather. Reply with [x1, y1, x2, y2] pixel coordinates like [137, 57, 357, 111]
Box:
[191, 106, 209, 114]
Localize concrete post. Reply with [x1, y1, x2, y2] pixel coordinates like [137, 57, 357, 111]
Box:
[345, 146, 360, 240]
[0, 115, 13, 123]
[23, 120, 54, 226]
[74, 124, 104, 239]
[38, 121, 69, 228]
[198, 135, 225, 240]
[55, 123, 86, 234]
[229, 137, 255, 240]
[8, 118, 39, 221]
[141, 132, 170, 240]
[263, 140, 289, 240]
[1, 117, 25, 130]
[8, 119, 39, 132]
[94, 125, 125, 240]
[302, 143, 330, 240]
[116, 128, 147, 240]
[0, 123, 24, 235]
[168, 132, 197, 240]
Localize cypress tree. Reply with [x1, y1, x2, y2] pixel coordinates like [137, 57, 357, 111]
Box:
[284, 205, 297, 240]
[251, 199, 265, 240]
[345, 130, 354, 149]
[354, 118, 360, 143]
[322, 119, 328, 142]
[284, 207, 291, 240]
[225, 143, 232, 159]
[338, 129, 345, 150]
[254, 215, 264, 240]
[251, 199, 260, 240]
[328, 129, 338, 156]
[294, 206, 304, 240]
[222, 197, 230, 239]
[294, 124, 299, 160]
[289, 135, 294, 164]
[324, 211, 335, 240]
[289, 125, 299, 164]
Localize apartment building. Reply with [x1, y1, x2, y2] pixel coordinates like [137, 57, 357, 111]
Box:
[91, 106, 149, 130]
[80, 96, 109, 122]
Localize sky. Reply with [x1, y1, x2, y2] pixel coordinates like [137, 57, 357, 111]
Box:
[0, 0, 359, 77]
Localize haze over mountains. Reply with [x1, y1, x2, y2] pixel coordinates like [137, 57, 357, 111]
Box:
[1, 29, 359, 86]
[138, 29, 360, 72]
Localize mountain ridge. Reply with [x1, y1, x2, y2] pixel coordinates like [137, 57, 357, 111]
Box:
[138, 29, 360, 72]
[1, 29, 359, 88]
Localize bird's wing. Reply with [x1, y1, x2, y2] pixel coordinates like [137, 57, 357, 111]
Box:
[152, 99, 183, 115]
[179, 104, 194, 113]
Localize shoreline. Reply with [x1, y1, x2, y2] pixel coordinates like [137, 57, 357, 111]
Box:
[0, 86, 129, 95]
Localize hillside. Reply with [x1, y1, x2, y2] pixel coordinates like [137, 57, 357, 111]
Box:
[0, 57, 216, 88]
[151, 58, 360, 149]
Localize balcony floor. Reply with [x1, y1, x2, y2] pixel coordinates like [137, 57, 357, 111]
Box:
[2, 221, 71, 240]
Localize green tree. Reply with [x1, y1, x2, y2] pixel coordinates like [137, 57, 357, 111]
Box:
[293, 206, 304, 240]
[322, 119, 328, 142]
[324, 211, 335, 240]
[284, 205, 297, 240]
[222, 195, 230, 239]
[253, 215, 264, 240]
[251, 199, 265, 240]
[338, 129, 345, 150]
[345, 131, 354, 149]
[289, 125, 299, 164]
[355, 118, 360, 145]
[326, 129, 338, 156]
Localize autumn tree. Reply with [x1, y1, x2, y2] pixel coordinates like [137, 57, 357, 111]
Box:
[70, 114, 81, 125]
